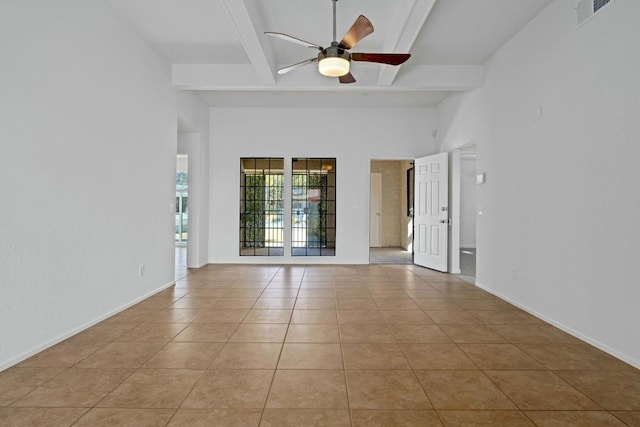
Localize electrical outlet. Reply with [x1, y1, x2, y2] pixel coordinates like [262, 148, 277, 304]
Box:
[138, 265, 145, 277]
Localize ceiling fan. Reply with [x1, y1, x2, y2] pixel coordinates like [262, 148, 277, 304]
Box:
[265, 0, 411, 84]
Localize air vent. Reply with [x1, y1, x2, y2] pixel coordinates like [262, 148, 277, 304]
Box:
[576, 0, 614, 27]
[593, 0, 611, 13]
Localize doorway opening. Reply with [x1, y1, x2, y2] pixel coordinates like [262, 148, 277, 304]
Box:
[175, 154, 188, 279]
[369, 160, 414, 264]
[458, 145, 477, 283]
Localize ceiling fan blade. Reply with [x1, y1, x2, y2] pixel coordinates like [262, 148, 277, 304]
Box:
[339, 15, 374, 50]
[351, 53, 411, 66]
[277, 57, 318, 75]
[338, 72, 356, 84]
[265, 32, 323, 50]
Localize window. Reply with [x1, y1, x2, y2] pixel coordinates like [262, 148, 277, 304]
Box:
[292, 158, 336, 256]
[240, 158, 284, 256]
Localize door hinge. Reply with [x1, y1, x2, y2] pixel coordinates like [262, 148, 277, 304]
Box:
[439, 218, 450, 224]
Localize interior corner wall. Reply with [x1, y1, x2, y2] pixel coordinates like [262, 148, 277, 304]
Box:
[437, 0, 640, 366]
[370, 161, 402, 247]
[209, 107, 437, 264]
[177, 92, 211, 268]
[0, 0, 177, 370]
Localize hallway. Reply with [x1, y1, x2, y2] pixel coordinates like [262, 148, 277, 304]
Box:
[1, 265, 639, 425]
[369, 247, 413, 264]
[175, 246, 187, 280]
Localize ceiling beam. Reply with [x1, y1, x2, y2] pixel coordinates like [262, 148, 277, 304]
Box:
[172, 64, 483, 91]
[221, 0, 276, 85]
[377, 0, 437, 86]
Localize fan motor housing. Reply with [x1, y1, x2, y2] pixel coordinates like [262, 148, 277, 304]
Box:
[317, 41, 351, 77]
[318, 41, 351, 63]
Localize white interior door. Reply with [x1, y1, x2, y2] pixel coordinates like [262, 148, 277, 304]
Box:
[414, 153, 449, 271]
[369, 173, 382, 247]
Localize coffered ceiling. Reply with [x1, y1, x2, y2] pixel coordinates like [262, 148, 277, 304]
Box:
[105, 0, 553, 107]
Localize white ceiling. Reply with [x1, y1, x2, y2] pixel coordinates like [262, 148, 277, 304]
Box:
[106, 0, 553, 107]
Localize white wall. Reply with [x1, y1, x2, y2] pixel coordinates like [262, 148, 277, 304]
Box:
[209, 107, 437, 264]
[460, 157, 477, 248]
[177, 92, 211, 268]
[0, 0, 177, 370]
[438, 0, 640, 367]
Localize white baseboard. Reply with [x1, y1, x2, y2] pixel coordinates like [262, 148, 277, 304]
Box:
[475, 281, 640, 370]
[0, 280, 176, 372]
[187, 262, 208, 269]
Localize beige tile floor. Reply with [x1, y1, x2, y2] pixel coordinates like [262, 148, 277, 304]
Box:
[2, 264, 640, 426]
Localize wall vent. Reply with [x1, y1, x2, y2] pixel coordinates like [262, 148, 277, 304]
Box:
[593, 0, 611, 13]
[577, 0, 614, 27]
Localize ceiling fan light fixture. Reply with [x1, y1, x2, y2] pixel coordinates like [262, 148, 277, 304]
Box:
[267, 1, 410, 84]
[318, 56, 350, 77]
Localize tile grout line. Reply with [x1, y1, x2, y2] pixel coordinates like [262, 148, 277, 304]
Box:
[333, 272, 354, 427]
[150, 266, 266, 425]
[390, 269, 448, 426]
[257, 266, 301, 426]
[8, 263, 640, 425]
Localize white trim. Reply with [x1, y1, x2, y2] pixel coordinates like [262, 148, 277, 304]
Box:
[369, 172, 383, 249]
[448, 150, 461, 274]
[0, 280, 176, 372]
[475, 281, 640, 370]
[576, 0, 615, 29]
[172, 64, 484, 91]
[192, 262, 209, 269]
[220, 0, 276, 85]
[378, 0, 437, 86]
[209, 259, 368, 265]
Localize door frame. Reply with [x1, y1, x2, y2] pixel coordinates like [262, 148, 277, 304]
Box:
[449, 150, 461, 274]
[448, 144, 479, 276]
[368, 158, 415, 262]
[456, 144, 479, 280]
[369, 173, 382, 248]
[177, 133, 204, 269]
